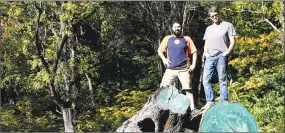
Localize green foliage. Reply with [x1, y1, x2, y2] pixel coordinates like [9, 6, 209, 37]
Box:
[218, 1, 284, 36]
[96, 89, 151, 131]
[1, 96, 62, 132]
[115, 89, 151, 108]
[73, 89, 151, 132]
[245, 68, 285, 132]
[227, 32, 284, 132]
[1, 106, 23, 132]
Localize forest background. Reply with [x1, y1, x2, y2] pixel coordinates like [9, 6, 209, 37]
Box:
[0, 1, 284, 132]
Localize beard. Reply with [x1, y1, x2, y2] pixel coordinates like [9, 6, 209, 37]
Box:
[212, 18, 218, 23]
[173, 30, 181, 36]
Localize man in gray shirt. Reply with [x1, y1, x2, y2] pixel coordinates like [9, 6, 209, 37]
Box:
[201, 7, 236, 110]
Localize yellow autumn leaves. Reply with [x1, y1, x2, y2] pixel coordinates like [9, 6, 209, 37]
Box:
[229, 32, 278, 67]
[229, 31, 280, 90]
[242, 76, 264, 90]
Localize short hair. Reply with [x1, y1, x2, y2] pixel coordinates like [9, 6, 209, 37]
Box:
[172, 21, 181, 26]
[208, 6, 219, 16]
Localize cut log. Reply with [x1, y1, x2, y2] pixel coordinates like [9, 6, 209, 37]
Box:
[115, 86, 169, 132]
[156, 85, 190, 115]
[199, 102, 259, 132]
[116, 86, 260, 132]
[116, 85, 202, 132]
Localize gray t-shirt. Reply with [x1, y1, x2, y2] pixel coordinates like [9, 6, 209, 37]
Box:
[203, 21, 236, 55]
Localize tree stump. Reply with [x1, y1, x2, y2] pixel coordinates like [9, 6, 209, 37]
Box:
[116, 85, 202, 132]
[199, 102, 259, 132]
[116, 86, 260, 132]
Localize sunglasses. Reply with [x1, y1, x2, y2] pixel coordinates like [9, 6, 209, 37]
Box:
[210, 14, 218, 18]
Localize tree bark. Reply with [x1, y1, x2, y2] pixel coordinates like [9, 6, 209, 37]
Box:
[62, 107, 74, 132]
[116, 87, 169, 132]
[281, 2, 285, 56]
[116, 86, 203, 132]
[116, 86, 259, 132]
[197, 54, 205, 103]
[85, 73, 95, 106]
[157, 39, 164, 78]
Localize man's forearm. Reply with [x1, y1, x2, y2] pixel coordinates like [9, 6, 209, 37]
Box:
[225, 36, 235, 55]
[192, 52, 197, 66]
[204, 41, 209, 56]
[158, 50, 166, 60]
[226, 42, 235, 54]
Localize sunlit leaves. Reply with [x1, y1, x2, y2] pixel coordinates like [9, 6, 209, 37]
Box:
[226, 1, 283, 35]
[77, 46, 99, 75]
[1, 107, 22, 132]
[242, 77, 264, 90]
[7, 3, 24, 17]
[96, 89, 151, 131]
[228, 31, 284, 132]
[115, 89, 151, 108]
[34, 69, 50, 85]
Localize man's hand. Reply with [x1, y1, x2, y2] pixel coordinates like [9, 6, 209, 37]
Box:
[204, 53, 210, 58]
[222, 52, 229, 56]
[188, 64, 195, 72]
[162, 58, 171, 67]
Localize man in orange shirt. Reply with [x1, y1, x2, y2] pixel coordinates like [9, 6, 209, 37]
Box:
[158, 22, 198, 111]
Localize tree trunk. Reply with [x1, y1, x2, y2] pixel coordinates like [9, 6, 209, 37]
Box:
[35, 3, 75, 132]
[199, 102, 259, 132]
[181, 1, 188, 34]
[156, 38, 164, 79]
[62, 107, 74, 132]
[197, 54, 205, 103]
[281, 2, 285, 55]
[116, 87, 169, 132]
[281, 1, 285, 30]
[85, 73, 95, 106]
[116, 86, 260, 132]
[116, 85, 203, 132]
[163, 113, 186, 132]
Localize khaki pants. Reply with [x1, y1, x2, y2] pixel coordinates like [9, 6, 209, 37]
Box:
[160, 68, 191, 90]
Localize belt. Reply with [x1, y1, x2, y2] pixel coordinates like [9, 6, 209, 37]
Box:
[210, 52, 222, 57]
[168, 67, 187, 70]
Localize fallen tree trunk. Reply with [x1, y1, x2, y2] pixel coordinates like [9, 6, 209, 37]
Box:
[116, 85, 260, 132]
[116, 85, 202, 132]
